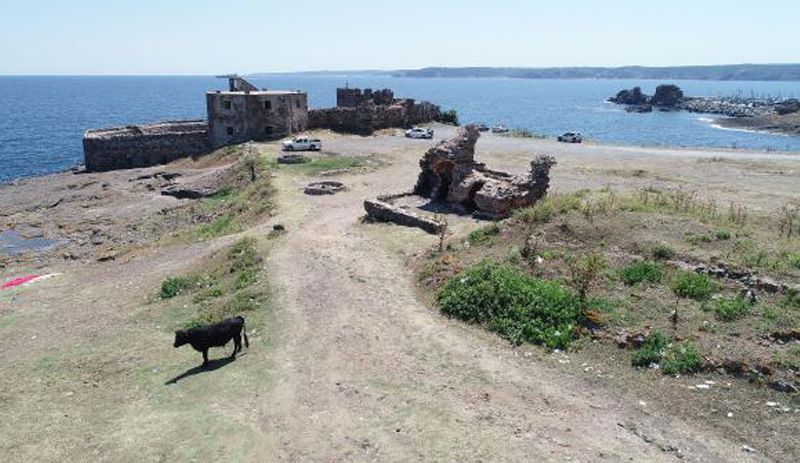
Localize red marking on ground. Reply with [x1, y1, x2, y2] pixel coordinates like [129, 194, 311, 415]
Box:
[2, 275, 39, 289]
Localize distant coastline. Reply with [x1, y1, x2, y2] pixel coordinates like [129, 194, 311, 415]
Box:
[252, 64, 800, 82]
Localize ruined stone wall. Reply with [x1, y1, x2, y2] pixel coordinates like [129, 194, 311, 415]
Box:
[83, 121, 211, 172]
[336, 87, 394, 107]
[309, 99, 441, 135]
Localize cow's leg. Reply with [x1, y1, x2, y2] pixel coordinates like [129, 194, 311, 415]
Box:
[232, 334, 241, 357]
[202, 349, 209, 367]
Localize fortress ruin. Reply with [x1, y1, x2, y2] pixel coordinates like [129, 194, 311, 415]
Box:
[364, 125, 556, 233]
[83, 76, 441, 172]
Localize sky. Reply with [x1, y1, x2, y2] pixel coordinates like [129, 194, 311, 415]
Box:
[1, 0, 798, 75]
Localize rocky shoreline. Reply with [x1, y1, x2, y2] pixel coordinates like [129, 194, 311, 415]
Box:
[609, 84, 800, 136]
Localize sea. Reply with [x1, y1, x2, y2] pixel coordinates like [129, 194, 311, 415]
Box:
[1, 75, 799, 183]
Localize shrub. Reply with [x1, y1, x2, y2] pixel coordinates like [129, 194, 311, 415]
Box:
[670, 271, 717, 301]
[631, 330, 670, 368]
[437, 262, 581, 349]
[620, 261, 664, 286]
[468, 223, 501, 244]
[437, 109, 459, 126]
[708, 296, 751, 321]
[783, 289, 800, 308]
[789, 254, 800, 270]
[631, 331, 702, 374]
[715, 229, 732, 240]
[652, 243, 675, 260]
[160, 277, 193, 299]
[565, 254, 606, 304]
[661, 341, 703, 374]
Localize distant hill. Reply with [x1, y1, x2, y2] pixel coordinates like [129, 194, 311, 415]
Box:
[393, 64, 800, 81]
[251, 64, 800, 82]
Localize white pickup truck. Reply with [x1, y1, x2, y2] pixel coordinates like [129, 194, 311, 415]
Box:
[282, 137, 322, 151]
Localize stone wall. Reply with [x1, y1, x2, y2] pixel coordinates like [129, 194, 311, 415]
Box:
[337, 87, 394, 107]
[308, 99, 441, 135]
[83, 121, 211, 172]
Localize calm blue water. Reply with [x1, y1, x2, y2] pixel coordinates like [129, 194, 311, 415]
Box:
[1, 75, 799, 182]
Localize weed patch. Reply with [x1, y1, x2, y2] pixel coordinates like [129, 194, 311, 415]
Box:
[670, 271, 717, 301]
[620, 261, 664, 286]
[631, 330, 702, 374]
[468, 223, 501, 244]
[706, 296, 751, 321]
[437, 261, 580, 349]
[160, 276, 196, 299]
[159, 238, 267, 329]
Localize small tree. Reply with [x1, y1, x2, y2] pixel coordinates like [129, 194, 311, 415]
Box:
[566, 254, 606, 307]
[437, 109, 459, 126]
[434, 214, 449, 253]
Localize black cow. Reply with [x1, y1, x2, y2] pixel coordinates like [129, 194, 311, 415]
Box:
[174, 316, 249, 366]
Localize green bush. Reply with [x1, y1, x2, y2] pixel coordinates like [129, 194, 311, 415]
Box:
[631, 330, 670, 368]
[708, 296, 751, 321]
[661, 341, 703, 374]
[160, 277, 193, 299]
[437, 262, 581, 349]
[437, 109, 459, 126]
[631, 330, 702, 374]
[468, 223, 501, 244]
[783, 289, 800, 308]
[652, 243, 675, 260]
[670, 271, 717, 301]
[620, 261, 664, 286]
[715, 229, 732, 240]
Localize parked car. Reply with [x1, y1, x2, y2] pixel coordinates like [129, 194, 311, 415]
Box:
[557, 132, 583, 143]
[491, 125, 509, 133]
[282, 137, 322, 151]
[476, 124, 490, 132]
[405, 127, 434, 139]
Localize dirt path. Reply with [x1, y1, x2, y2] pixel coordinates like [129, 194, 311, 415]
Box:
[255, 144, 757, 462]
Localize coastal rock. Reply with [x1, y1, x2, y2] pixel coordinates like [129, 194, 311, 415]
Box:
[609, 86, 649, 105]
[650, 84, 685, 107]
[626, 105, 653, 113]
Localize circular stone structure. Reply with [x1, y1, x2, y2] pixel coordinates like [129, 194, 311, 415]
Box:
[304, 181, 346, 196]
[277, 154, 309, 164]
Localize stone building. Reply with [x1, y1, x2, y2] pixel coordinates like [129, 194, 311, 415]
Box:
[206, 89, 308, 148]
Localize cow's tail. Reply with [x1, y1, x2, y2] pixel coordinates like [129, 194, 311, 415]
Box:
[241, 316, 250, 349]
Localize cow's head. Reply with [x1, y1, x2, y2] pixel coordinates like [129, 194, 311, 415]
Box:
[173, 330, 188, 348]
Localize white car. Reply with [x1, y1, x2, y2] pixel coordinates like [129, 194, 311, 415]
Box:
[491, 125, 509, 133]
[557, 132, 583, 143]
[405, 128, 434, 139]
[282, 137, 322, 151]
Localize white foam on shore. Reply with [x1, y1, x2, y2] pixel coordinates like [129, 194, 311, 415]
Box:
[697, 116, 790, 137]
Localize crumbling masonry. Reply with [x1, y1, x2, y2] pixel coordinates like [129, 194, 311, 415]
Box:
[365, 125, 556, 232]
